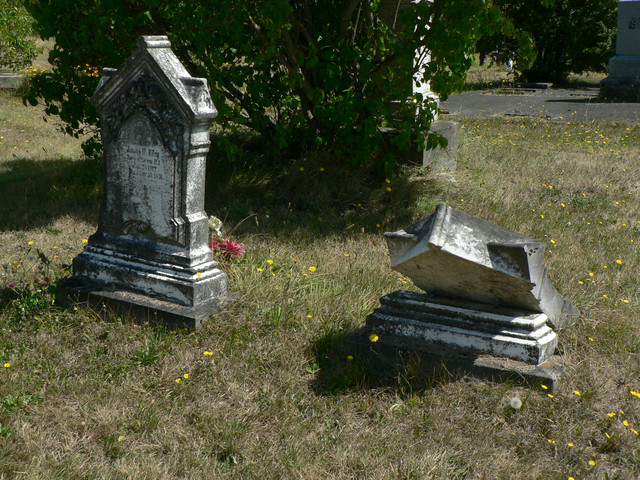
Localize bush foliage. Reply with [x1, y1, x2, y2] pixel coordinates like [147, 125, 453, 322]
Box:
[478, 0, 617, 83]
[25, 0, 524, 169]
[0, 0, 39, 71]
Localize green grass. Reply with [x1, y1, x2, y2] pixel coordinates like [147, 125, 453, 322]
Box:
[2, 84, 640, 479]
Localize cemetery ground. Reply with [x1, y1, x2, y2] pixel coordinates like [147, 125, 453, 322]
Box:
[1, 86, 640, 479]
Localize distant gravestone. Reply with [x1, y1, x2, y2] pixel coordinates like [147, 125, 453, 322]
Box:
[601, 0, 640, 101]
[57, 36, 227, 329]
[378, 0, 459, 173]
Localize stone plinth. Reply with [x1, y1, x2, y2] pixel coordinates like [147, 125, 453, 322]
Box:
[367, 291, 557, 365]
[601, 1, 640, 101]
[57, 36, 227, 329]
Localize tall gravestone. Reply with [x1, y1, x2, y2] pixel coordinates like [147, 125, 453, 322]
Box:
[378, 0, 459, 173]
[601, 0, 640, 101]
[57, 36, 227, 329]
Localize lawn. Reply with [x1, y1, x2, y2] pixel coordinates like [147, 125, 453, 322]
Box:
[1, 83, 640, 479]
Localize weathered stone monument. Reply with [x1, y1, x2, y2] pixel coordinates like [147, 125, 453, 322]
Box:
[363, 204, 579, 387]
[57, 36, 227, 329]
[601, 0, 640, 101]
[378, 0, 459, 173]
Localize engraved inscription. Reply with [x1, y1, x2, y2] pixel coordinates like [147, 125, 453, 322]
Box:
[630, 17, 638, 29]
[104, 113, 175, 240]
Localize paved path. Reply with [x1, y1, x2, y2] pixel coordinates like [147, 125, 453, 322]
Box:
[440, 86, 640, 123]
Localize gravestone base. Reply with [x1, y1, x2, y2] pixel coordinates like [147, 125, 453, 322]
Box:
[423, 120, 459, 173]
[366, 290, 558, 365]
[57, 278, 228, 330]
[600, 76, 640, 102]
[379, 120, 459, 173]
[342, 329, 563, 392]
[71, 245, 227, 308]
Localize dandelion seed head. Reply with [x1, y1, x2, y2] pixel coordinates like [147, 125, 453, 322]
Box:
[509, 396, 523, 409]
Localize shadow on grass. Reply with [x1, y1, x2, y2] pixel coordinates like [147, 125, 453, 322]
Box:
[0, 155, 102, 231]
[205, 135, 444, 239]
[1, 132, 443, 238]
[308, 328, 457, 397]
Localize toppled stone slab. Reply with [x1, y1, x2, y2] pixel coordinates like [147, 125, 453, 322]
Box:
[384, 203, 579, 329]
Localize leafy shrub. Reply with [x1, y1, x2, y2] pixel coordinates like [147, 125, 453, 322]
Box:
[25, 0, 522, 171]
[0, 0, 39, 71]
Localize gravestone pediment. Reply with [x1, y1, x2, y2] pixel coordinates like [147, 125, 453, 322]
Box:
[92, 36, 216, 125]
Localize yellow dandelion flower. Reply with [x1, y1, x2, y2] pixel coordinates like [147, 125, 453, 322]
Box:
[203, 351, 214, 356]
[550, 239, 556, 244]
[197, 272, 203, 277]
[320, 167, 325, 172]
[589, 272, 594, 277]
[307, 315, 313, 318]
[589, 460, 595, 466]
[540, 214, 544, 219]
[183, 373, 189, 379]
[385, 178, 391, 184]
[574, 390, 581, 396]
[175, 378, 181, 383]
[541, 384, 548, 390]
[257, 268, 263, 272]
[624, 420, 629, 426]
[632, 428, 639, 435]
[82, 238, 89, 243]
[299, 167, 304, 171]
[567, 443, 574, 447]
[608, 412, 616, 417]
[616, 259, 623, 265]
[589, 337, 594, 342]
[369, 333, 379, 343]
[548, 394, 554, 398]
[267, 259, 274, 265]
[344, 253, 350, 257]
[28, 241, 33, 245]
[308, 266, 316, 272]
[3, 363, 10, 368]
[386, 187, 392, 192]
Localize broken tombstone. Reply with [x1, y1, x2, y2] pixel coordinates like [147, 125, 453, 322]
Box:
[364, 203, 579, 387]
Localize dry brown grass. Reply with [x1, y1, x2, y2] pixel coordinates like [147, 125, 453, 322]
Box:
[2, 86, 640, 479]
